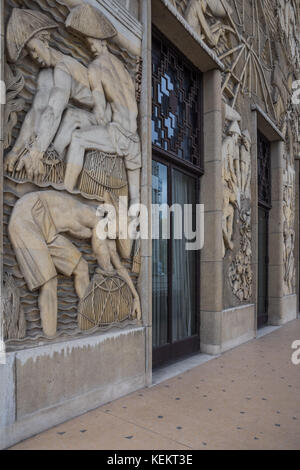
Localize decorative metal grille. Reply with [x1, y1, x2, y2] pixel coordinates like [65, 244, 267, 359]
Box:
[257, 131, 271, 208]
[152, 29, 203, 169]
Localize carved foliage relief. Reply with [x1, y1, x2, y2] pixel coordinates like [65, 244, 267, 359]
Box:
[3, 0, 142, 347]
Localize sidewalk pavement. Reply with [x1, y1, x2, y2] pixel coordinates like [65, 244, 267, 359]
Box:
[10, 319, 300, 450]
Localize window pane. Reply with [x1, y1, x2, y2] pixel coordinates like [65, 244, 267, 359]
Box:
[152, 161, 169, 348]
[152, 29, 202, 167]
[171, 169, 197, 341]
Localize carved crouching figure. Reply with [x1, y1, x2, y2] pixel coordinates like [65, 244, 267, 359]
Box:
[8, 191, 141, 337]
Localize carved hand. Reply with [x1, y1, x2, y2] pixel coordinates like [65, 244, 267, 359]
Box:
[4, 150, 19, 173]
[16, 149, 45, 181]
[132, 297, 142, 321]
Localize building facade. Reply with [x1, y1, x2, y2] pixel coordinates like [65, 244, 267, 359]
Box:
[0, 0, 299, 448]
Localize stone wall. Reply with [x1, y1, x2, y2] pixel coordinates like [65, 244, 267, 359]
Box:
[0, 0, 299, 448]
[0, 0, 150, 448]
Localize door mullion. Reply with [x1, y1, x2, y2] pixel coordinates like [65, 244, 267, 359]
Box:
[167, 164, 173, 346]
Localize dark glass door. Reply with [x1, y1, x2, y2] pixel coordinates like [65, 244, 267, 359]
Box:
[257, 206, 269, 328]
[152, 159, 199, 366]
[257, 131, 271, 328]
[151, 28, 203, 367]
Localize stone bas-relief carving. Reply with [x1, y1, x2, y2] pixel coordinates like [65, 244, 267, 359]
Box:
[8, 190, 141, 338]
[283, 163, 296, 296]
[3, 1, 142, 344]
[278, 0, 300, 69]
[222, 106, 252, 302]
[5, 6, 140, 211]
[228, 204, 252, 302]
[174, 0, 299, 130]
[184, 0, 232, 48]
[62, 3, 141, 210]
[3, 273, 26, 340]
[3, 63, 25, 151]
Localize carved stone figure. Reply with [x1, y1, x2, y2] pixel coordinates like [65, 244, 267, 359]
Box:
[272, 61, 289, 133]
[278, 0, 300, 68]
[4, 3, 142, 342]
[61, 3, 141, 211]
[222, 117, 242, 256]
[8, 190, 141, 338]
[283, 164, 296, 295]
[3, 272, 26, 340]
[222, 106, 252, 302]
[184, 0, 232, 47]
[4, 63, 25, 151]
[240, 130, 251, 198]
[5, 8, 94, 180]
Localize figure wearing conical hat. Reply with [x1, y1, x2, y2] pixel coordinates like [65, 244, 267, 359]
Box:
[4, 8, 95, 180]
[54, 2, 142, 238]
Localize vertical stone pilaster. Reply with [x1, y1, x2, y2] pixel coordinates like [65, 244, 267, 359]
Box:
[268, 141, 285, 324]
[200, 69, 223, 354]
[251, 111, 258, 334]
[295, 159, 299, 314]
[0, 0, 4, 357]
[267, 140, 297, 325]
[139, 0, 152, 386]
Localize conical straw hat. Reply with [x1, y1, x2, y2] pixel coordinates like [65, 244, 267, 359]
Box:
[7, 8, 58, 63]
[66, 4, 117, 40]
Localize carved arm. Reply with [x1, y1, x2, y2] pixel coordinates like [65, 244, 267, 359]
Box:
[35, 68, 72, 153]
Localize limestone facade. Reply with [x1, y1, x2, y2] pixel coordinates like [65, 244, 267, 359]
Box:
[0, 0, 299, 448]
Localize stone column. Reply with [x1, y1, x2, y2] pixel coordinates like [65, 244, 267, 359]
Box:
[200, 69, 223, 354]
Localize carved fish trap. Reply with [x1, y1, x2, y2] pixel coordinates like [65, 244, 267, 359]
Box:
[78, 271, 134, 331]
[78, 150, 128, 201]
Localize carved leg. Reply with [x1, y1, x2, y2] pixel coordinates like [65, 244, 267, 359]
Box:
[38, 277, 58, 337]
[223, 204, 235, 251]
[73, 258, 90, 299]
[127, 169, 141, 207]
[92, 227, 115, 272]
